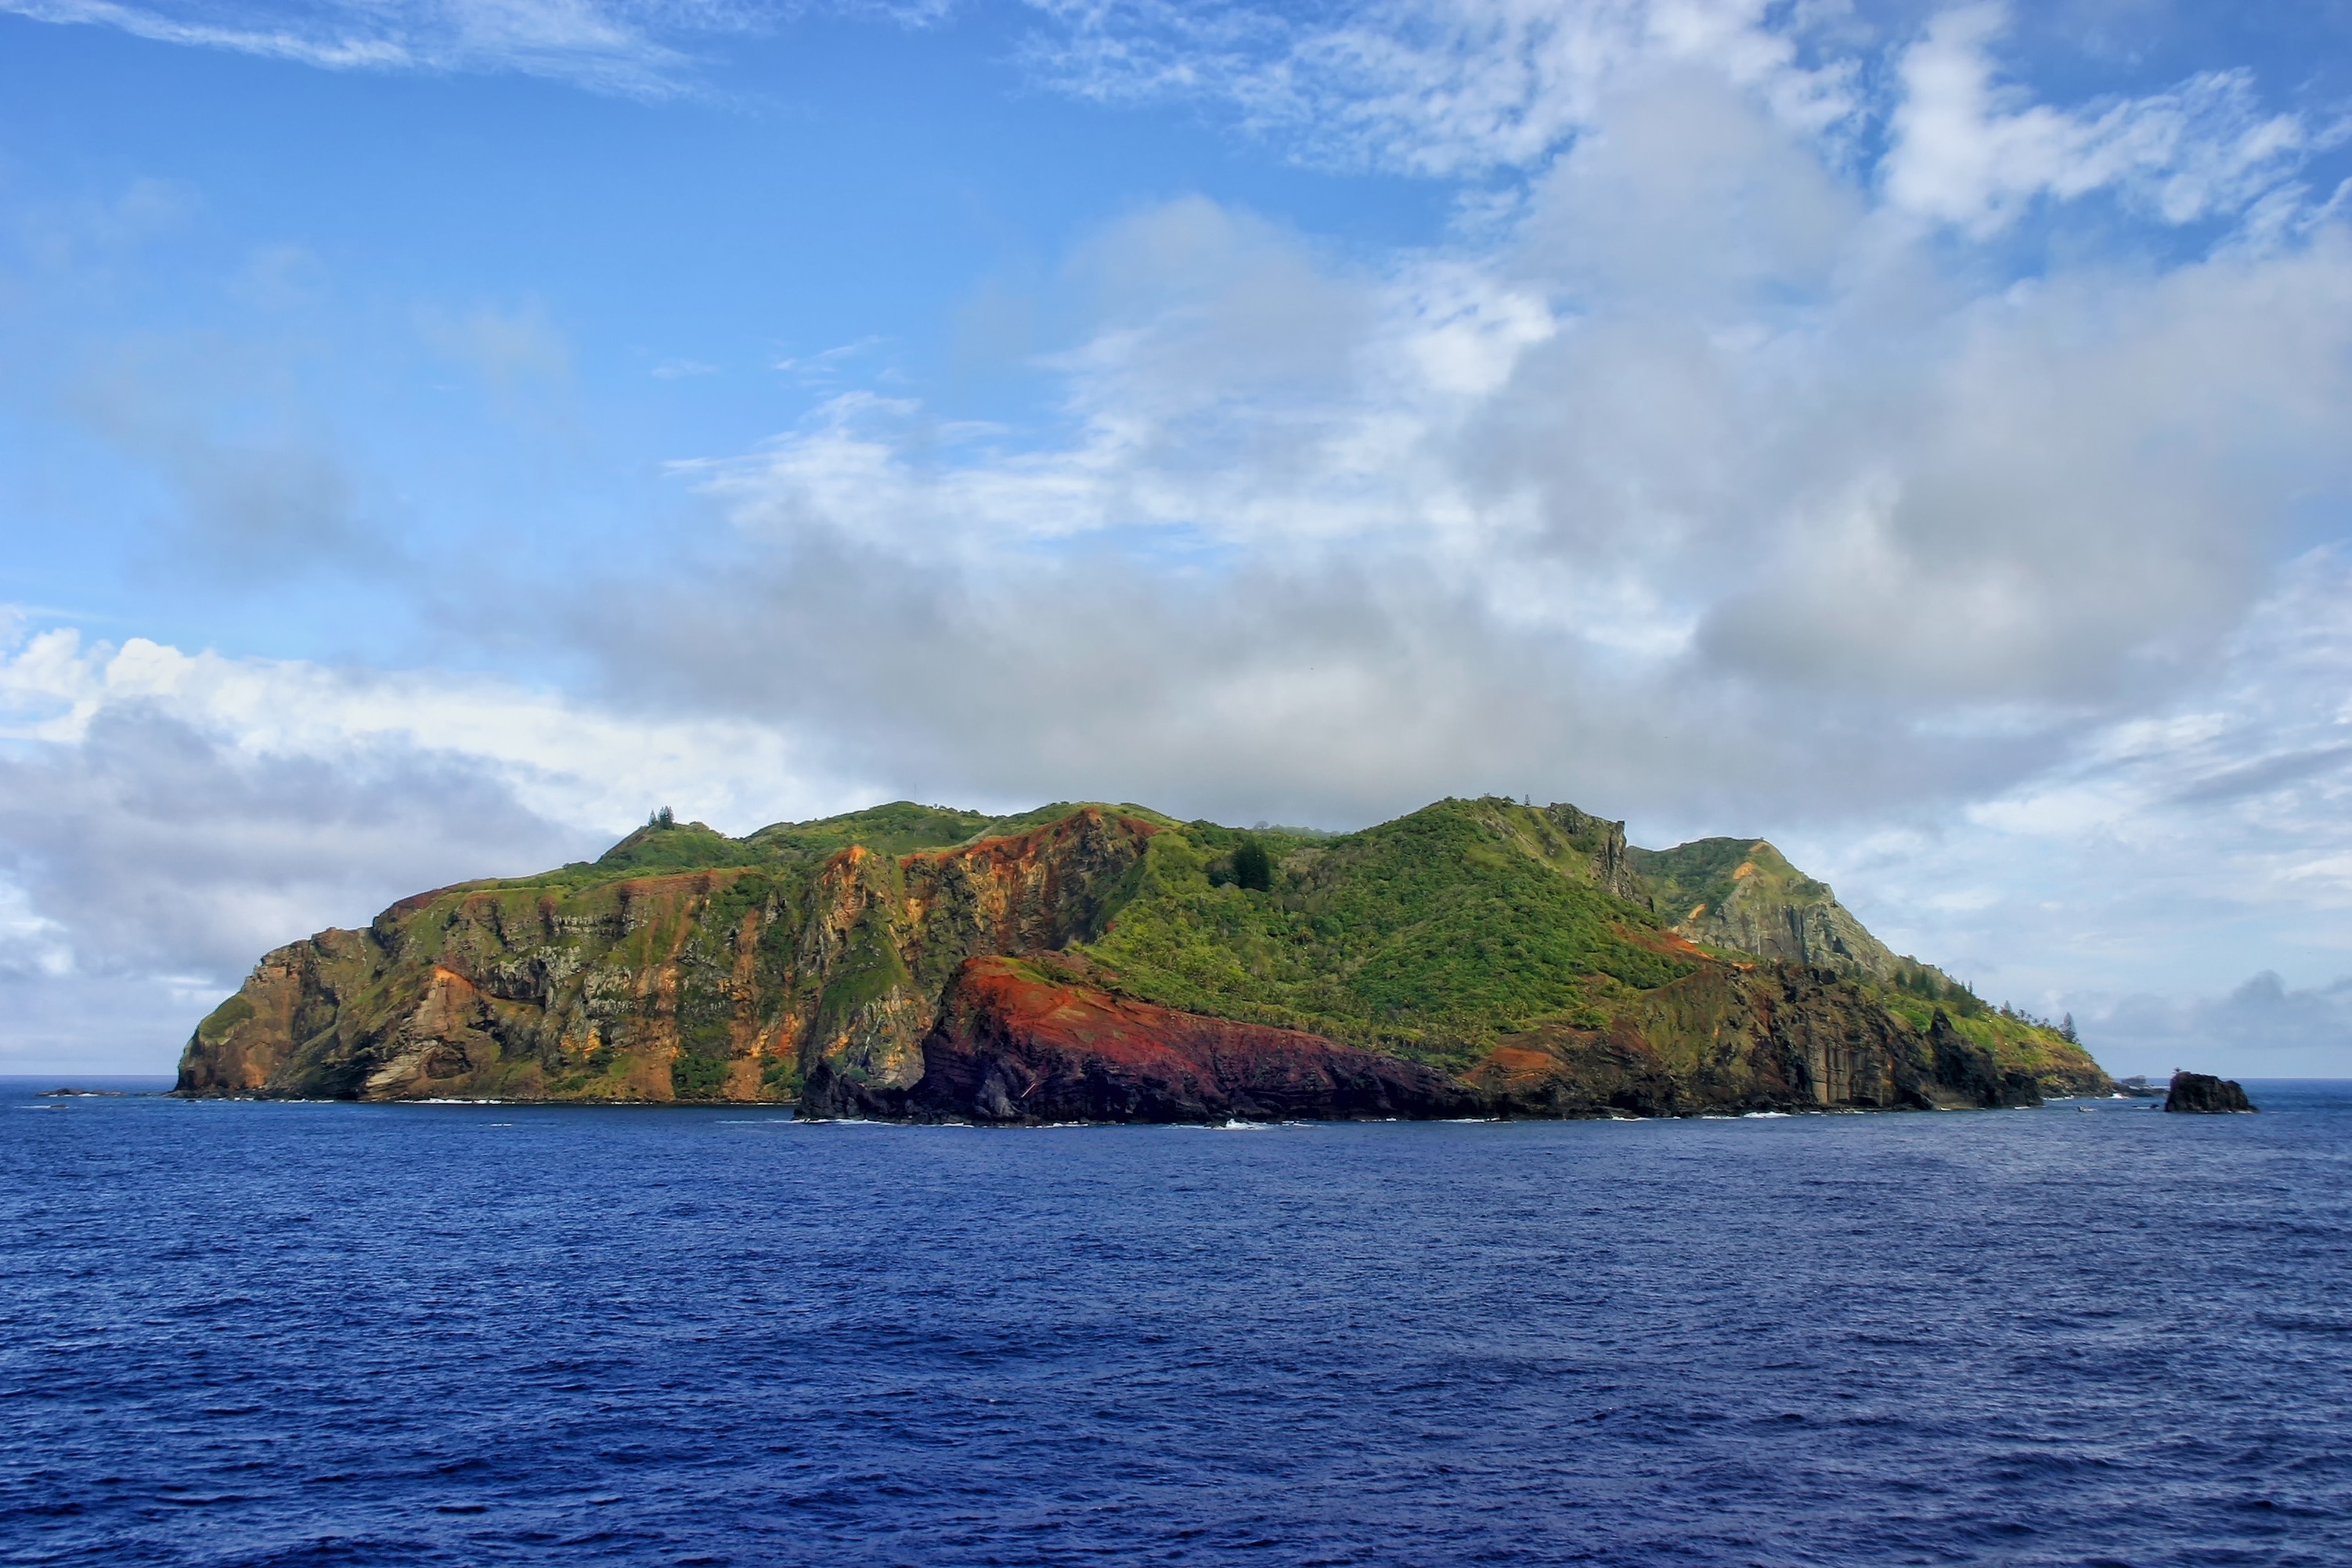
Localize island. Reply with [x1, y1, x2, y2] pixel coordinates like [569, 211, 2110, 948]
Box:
[2163, 1071, 2258, 1113]
[175, 796, 2110, 1121]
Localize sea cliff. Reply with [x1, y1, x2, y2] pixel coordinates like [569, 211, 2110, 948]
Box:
[178, 796, 2108, 1119]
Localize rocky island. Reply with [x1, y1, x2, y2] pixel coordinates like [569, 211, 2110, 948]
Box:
[2163, 1071, 2258, 1113]
[176, 797, 2109, 1121]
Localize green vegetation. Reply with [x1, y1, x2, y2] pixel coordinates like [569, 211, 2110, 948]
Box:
[595, 818, 766, 876]
[1885, 957, 1986, 1016]
[1078, 797, 1694, 1070]
[1630, 837, 1800, 921]
[745, 801, 1000, 859]
[669, 1051, 728, 1098]
[182, 789, 2105, 1105]
[194, 993, 254, 1044]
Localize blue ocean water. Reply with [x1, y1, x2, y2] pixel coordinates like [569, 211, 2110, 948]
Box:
[2, 1081, 2349, 1566]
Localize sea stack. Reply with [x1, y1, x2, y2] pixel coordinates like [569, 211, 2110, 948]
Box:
[2163, 1071, 2256, 1113]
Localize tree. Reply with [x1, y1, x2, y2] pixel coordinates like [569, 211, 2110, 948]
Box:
[650, 806, 675, 829]
[2060, 1012, 2079, 1044]
[1233, 838, 1273, 892]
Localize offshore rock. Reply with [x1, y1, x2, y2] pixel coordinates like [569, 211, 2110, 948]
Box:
[2163, 1071, 2257, 1113]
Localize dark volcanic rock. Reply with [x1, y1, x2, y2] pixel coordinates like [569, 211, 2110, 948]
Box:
[802, 955, 2049, 1126]
[2163, 1071, 2257, 1113]
[1462, 970, 2042, 1118]
[806, 956, 1480, 1124]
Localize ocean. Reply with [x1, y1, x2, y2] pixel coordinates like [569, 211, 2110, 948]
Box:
[3, 1078, 2347, 1566]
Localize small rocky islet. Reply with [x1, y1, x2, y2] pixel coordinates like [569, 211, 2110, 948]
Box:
[2163, 1071, 2258, 1113]
[176, 796, 2115, 1123]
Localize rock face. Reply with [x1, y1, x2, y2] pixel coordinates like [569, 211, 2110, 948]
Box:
[815, 956, 1478, 1124]
[2163, 1071, 2257, 1113]
[178, 795, 2110, 1119]
[1540, 803, 1649, 907]
[175, 806, 1163, 1105]
[1629, 838, 1905, 980]
[1461, 969, 2041, 1118]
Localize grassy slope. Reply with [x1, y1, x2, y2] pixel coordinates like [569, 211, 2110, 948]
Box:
[1632, 838, 2016, 1020]
[302, 795, 2102, 1094]
[1631, 838, 1824, 925]
[1077, 798, 1692, 1072]
[446, 802, 1058, 898]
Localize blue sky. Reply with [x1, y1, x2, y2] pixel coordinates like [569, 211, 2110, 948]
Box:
[5, 0, 2352, 1076]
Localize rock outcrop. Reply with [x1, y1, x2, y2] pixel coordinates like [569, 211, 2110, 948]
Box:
[178, 795, 2109, 1120]
[813, 956, 1478, 1123]
[1629, 838, 1906, 981]
[2163, 1071, 2257, 1113]
[1461, 970, 2040, 1117]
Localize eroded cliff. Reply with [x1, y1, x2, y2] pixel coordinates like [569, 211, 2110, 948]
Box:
[178, 795, 2109, 1119]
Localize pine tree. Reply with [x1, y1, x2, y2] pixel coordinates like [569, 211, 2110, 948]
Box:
[1233, 838, 1273, 892]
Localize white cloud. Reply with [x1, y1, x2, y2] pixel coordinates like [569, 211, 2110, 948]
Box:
[528, 16, 2352, 1090]
[1778, 546, 2352, 1060]
[1030, 1, 2332, 243]
[625, 150, 2352, 825]
[0, 0, 694, 94]
[0, 880, 74, 979]
[0, 0, 955, 96]
[2089, 974, 2352, 1081]
[0, 618, 889, 1069]
[1026, 0, 1857, 176]
[1883, 3, 2314, 236]
[0, 623, 864, 838]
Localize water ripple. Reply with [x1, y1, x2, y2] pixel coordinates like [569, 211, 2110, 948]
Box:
[2, 1081, 2349, 1564]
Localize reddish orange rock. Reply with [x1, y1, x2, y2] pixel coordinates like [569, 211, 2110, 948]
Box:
[806, 955, 1477, 1123]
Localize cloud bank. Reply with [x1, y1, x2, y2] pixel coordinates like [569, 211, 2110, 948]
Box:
[0, 625, 873, 1068]
[610, 16, 2352, 836]
[6, 0, 2352, 1074]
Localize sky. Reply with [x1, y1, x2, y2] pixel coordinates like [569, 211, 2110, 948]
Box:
[3, 0, 2352, 1078]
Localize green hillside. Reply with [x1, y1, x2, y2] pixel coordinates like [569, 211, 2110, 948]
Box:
[1080, 798, 1692, 1070]
[179, 793, 2109, 1108]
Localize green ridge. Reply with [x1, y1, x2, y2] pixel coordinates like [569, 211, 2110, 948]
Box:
[180, 794, 2108, 1103]
[1077, 798, 1690, 1071]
